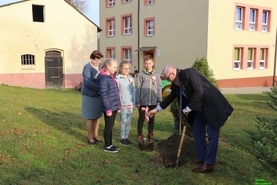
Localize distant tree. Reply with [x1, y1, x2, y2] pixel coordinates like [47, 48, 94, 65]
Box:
[65, 0, 88, 13]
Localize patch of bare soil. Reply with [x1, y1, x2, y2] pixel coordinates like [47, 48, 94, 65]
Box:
[156, 132, 196, 168]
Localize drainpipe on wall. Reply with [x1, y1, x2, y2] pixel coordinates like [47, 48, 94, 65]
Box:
[273, 27, 277, 86]
[137, 0, 140, 71]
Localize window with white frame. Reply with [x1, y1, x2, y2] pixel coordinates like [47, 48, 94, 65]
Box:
[262, 11, 268, 32]
[123, 48, 132, 63]
[146, 20, 154, 36]
[235, 7, 243, 30]
[108, 0, 115, 7]
[247, 48, 254, 69]
[123, 16, 132, 35]
[21, 54, 35, 65]
[260, 48, 266, 69]
[234, 48, 241, 70]
[107, 19, 115, 36]
[249, 9, 256, 31]
[107, 48, 115, 59]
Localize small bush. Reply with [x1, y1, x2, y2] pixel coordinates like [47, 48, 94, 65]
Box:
[248, 87, 277, 167]
[191, 57, 217, 87]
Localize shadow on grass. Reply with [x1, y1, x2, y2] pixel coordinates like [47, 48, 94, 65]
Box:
[25, 106, 85, 142]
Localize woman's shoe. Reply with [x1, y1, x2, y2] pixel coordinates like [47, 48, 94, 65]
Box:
[87, 139, 97, 145]
[93, 137, 103, 143]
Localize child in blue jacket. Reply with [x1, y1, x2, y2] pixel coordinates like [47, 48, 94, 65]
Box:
[98, 58, 121, 153]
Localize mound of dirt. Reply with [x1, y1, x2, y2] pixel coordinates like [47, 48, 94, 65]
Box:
[156, 133, 196, 168]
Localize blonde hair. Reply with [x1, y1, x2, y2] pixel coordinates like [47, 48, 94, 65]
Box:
[95, 58, 118, 78]
[101, 58, 117, 70]
[118, 61, 131, 74]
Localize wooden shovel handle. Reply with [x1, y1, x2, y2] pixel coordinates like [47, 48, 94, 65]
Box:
[177, 126, 186, 157]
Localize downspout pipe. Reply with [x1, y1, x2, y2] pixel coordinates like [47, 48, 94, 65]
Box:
[137, 0, 140, 71]
[273, 26, 277, 86]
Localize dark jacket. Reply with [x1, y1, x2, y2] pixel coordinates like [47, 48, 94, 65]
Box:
[98, 70, 121, 113]
[165, 82, 195, 125]
[160, 68, 233, 128]
[81, 63, 100, 97]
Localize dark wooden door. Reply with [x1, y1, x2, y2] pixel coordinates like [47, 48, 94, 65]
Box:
[45, 51, 63, 89]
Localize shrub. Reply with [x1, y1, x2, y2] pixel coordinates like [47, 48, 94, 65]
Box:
[191, 57, 217, 87]
[248, 87, 277, 167]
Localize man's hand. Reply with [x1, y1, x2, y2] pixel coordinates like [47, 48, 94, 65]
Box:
[148, 108, 158, 118]
[136, 104, 140, 109]
[182, 108, 189, 115]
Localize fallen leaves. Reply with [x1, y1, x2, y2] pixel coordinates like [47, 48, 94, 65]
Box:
[2, 128, 24, 135]
[65, 148, 70, 154]
[103, 159, 111, 165]
[0, 156, 7, 164]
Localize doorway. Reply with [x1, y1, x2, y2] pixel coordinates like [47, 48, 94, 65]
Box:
[45, 50, 63, 89]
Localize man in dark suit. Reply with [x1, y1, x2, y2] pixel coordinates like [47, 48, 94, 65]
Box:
[148, 65, 233, 173]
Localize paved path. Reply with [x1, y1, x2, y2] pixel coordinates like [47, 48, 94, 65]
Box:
[220, 87, 272, 94]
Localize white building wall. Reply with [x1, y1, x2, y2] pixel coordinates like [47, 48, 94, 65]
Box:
[0, 0, 99, 88]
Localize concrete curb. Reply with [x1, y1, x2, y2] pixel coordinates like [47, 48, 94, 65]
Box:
[220, 87, 272, 94]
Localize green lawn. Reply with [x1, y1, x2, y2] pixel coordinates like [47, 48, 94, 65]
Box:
[0, 85, 276, 185]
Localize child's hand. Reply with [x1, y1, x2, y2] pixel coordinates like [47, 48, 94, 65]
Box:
[118, 110, 121, 113]
[106, 112, 112, 116]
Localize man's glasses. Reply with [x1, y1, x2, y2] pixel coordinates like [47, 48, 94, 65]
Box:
[166, 71, 174, 81]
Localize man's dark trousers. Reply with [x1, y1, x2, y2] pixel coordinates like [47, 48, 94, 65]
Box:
[192, 112, 220, 165]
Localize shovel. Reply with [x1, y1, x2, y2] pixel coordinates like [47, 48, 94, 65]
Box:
[176, 124, 186, 167]
[176, 89, 188, 167]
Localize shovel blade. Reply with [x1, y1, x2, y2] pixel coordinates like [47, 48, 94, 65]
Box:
[175, 157, 180, 167]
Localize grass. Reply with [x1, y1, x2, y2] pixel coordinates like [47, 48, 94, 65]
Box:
[0, 84, 276, 185]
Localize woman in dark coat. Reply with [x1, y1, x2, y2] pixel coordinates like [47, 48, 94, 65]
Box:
[149, 65, 233, 173]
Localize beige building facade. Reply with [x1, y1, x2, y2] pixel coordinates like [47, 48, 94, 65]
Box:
[100, 0, 277, 87]
[0, 0, 100, 89]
